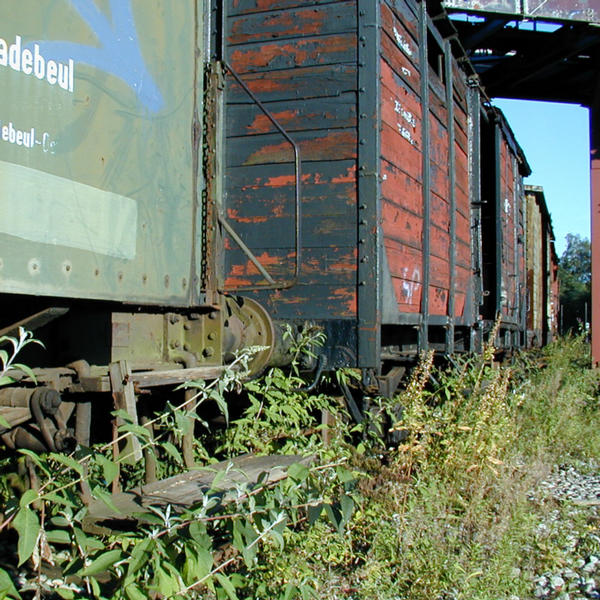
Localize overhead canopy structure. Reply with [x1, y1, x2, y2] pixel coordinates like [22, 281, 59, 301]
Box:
[439, 0, 600, 104]
[443, 1, 600, 23]
[436, 0, 600, 362]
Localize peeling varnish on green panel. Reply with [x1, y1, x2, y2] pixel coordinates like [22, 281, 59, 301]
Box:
[0, 161, 137, 260]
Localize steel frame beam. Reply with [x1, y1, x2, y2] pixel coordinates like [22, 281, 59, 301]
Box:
[592, 79, 600, 365]
[357, 0, 381, 368]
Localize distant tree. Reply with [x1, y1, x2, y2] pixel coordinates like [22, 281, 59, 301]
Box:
[559, 233, 591, 333]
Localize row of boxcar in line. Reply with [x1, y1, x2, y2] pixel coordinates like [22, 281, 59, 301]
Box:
[0, 0, 559, 453]
[218, 0, 560, 377]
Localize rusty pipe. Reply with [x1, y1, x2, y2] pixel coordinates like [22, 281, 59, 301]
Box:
[30, 391, 59, 452]
[75, 401, 92, 447]
[8, 427, 47, 453]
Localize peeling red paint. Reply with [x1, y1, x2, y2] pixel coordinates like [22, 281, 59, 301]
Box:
[225, 276, 253, 288]
[241, 167, 356, 191]
[229, 9, 329, 44]
[229, 251, 295, 279]
[227, 208, 269, 223]
[247, 109, 300, 134]
[330, 165, 356, 183]
[329, 260, 356, 272]
[230, 44, 308, 71]
[279, 296, 303, 305]
[264, 174, 295, 188]
[264, 173, 312, 188]
[244, 130, 357, 165]
[230, 34, 355, 73]
[331, 287, 357, 315]
[328, 248, 357, 273]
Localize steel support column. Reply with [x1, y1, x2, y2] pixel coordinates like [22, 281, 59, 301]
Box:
[592, 84, 600, 365]
[419, 1, 431, 351]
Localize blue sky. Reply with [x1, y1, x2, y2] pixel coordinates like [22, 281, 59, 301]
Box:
[493, 98, 591, 257]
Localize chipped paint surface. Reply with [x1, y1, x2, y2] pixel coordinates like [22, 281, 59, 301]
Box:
[227, 208, 268, 223]
[401, 267, 422, 305]
[332, 287, 357, 314]
[242, 130, 357, 165]
[397, 124, 416, 145]
[224, 0, 360, 324]
[394, 99, 417, 128]
[230, 34, 356, 73]
[393, 26, 413, 56]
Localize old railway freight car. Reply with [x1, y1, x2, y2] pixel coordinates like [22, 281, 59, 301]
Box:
[0, 0, 554, 453]
[524, 186, 560, 346]
[221, 0, 533, 370]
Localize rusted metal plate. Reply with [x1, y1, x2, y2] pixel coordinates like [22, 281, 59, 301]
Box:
[442, 0, 600, 23]
[83, 454, 312, 535]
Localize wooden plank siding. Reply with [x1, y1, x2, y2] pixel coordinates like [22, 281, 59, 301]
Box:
[223, 0, 359, 320]
[478, 108, 529, 344]
[222, 0, 478, 361]
[497, 139, 524, 325]
[379, 0, 473, 322]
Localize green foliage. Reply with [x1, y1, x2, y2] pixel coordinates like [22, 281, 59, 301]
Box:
[0, 567, 21, 599]
[559, 233, 591, 332]
[560, 233, 591, 285]
[218, 366, 336, 456]
[0, 327, 43, 388]
[2, 324, 598, 599]
[0, 327, 357, 599]
[247, 333, 600, 599]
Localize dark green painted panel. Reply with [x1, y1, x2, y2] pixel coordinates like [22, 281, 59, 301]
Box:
[0, 0, 202, 305]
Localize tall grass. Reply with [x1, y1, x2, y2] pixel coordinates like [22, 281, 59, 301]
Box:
[252, 334, 600, 599]
[2, 332, 597, 599]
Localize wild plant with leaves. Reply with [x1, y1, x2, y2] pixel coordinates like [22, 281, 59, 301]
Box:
[0, 327, 358, 600]
[0, 327, 42, 387]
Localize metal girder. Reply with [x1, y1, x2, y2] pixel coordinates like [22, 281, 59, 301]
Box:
[473, 25, 600, 100]
[442, 1, 600, 24]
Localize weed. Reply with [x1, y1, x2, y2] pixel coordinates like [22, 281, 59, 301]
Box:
[0, 329, 598, 599]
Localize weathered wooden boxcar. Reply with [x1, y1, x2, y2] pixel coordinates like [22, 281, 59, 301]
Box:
[525, 185, 559, 346]
[0, 0, 552, 454]
[221, 0, 485, 380]
[471, 106, 530, 349]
